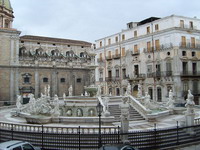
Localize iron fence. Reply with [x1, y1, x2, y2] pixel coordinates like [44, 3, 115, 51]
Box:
[1, 122, 200, 150]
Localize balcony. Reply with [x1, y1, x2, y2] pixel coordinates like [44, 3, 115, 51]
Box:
[105, 56, 112, 61]
[180, 71, 200, 77]
[129, 74, 146, 80]
[147, 71, 173, 78]
[143, 43, 173, 53]
[131, 51, 140, 56]
[112, 54, 121, 59]
[179, 42, 200, 50]
[105, 77, 121, 82]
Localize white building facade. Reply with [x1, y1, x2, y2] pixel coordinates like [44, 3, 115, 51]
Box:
[95, 15, 200, 104]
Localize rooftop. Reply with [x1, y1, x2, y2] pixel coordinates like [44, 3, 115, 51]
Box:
[20, 35, 92, 46]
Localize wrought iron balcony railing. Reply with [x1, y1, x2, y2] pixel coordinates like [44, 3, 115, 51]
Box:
[180, 71, 200, 77]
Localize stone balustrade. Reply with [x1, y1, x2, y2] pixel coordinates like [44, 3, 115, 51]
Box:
[0, 121, 118, 133]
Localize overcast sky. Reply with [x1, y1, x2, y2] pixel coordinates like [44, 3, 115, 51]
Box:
[11, 0, 200, 43]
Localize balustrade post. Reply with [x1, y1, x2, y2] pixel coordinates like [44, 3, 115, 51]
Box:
[118, 126, 120, 144]
[177, 121, 179, 145]
[11, 124, 13, 140]
[42, 125, 44, 149]
[154, 123, 157, 149]
[78, 126, 81, 150]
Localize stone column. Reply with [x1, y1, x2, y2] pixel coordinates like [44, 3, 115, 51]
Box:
[15, 68, 19, 97]
[35, 69, 39, 98]
[10, 69, 15, 103]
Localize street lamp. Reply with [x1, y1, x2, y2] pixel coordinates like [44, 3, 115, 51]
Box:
[96, 102, 103, 148]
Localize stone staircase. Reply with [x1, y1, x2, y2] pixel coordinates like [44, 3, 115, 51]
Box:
[107, 96, 145, 121]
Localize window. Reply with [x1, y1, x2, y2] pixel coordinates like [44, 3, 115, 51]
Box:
[180, 20, 184, 28]
[121, 47, 125, 56]
[134, 44, 138, 53]
[122, 68, 126, 79]
[115, 36, 118, 42]
[100, 41, 102, 47]
[99, 71, 103, 78]
[108, 51, 112, 58]
[116, 69, 119, 77]
[134, 30, 137, 37]
[147, 26, 150, 34]
[166, 62, 172, 76]
[24, 77, 30, 83]
[183, 81, 188, 92]
[43, 77, 48, 83]
[147, 41, 151, 52]
[99, 53, 103, 61]
[68, 45, 70, 47]
[13, 146, 22, 150]
[190, 21, 193, 29]
[155, 39, 160, 50]
[167, 52, 170, 56]
[21, 41, 24, 43]
[155, 24, 159, 31]
[109, 88, 112, 95]
[181, 36, 186, 48]
[122, 34, 125, 41]
[191, 37, 195, 48]
[37, 42, 40, 45]
[157, 87, 162, 102]
[53, 43, 56, 46]
[108, 38, 111, 45]
[81, 46, 84, 48]
[182, 62, 188, 73]
[116, 88, 120, 96]
[115, 49, 119, 56]
[77, 78, 81, 83]
[148, 88, 153, 100]
[22, 144, 34, 150]
[192, 51, 196, 57]
[192, 63, 197, 74]
[182, 51, 186, 56]
[60, 78, 65, 83]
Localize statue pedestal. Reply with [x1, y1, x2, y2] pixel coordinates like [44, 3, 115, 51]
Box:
[185, 113, 195, 135]
[121, 119, 129, 143]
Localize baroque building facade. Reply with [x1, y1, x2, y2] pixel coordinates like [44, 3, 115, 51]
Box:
[95, 15, 200, 104]
[0, 0, 95, 105]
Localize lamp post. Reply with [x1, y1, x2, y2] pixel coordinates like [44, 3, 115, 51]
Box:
[96, 102, 103, 148]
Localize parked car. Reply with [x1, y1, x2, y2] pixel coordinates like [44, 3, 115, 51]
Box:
[99, 144, 139, 150]
[0, 140, 41, 150]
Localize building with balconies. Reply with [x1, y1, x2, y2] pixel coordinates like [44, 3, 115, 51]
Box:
[95, 15, 200, 104]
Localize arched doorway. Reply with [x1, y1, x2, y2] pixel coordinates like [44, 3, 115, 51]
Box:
[133, 85, 138, 97]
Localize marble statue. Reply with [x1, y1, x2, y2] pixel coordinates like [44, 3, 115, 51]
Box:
[185, 90, 195, 114]
[16, 95, 22, 110]
[77, 108, 83, 117]
[88, 109, 95, 116]
[166, 90, 175, 110]
[66, 109, 72, 116]
[119, 97, 130, 143]
[103, 97, 110, 111]
[144, 92, 151, 109]
[44, 86, 47, 96]
[96, 85, 101, 97]
[69, 85, 73, 96]
[47, 85, 50, 97]
[126, 83, 131, 96]
[63, 93, 66, 100]
[185, 90, 195, 134]
[137, 84, 142, 98]
[54, 94, 59, 101]
[85, 91, 88, 96]
[51, 95, 60, 117]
